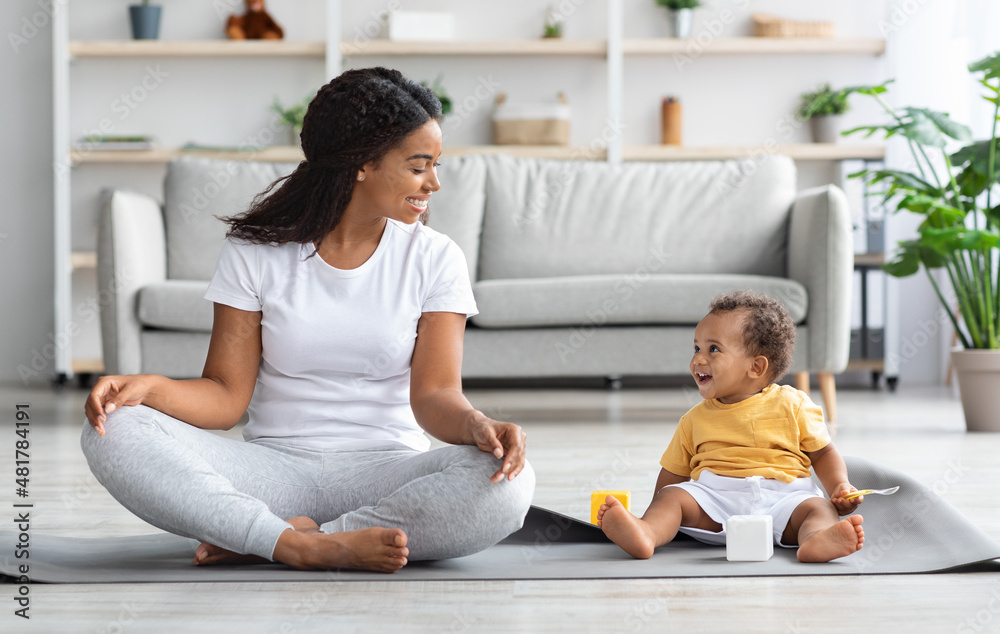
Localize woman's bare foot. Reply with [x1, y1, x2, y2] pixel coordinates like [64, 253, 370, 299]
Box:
[797, 515, 865, 563]
[598, 495, 657, 559]
[273, 517, 409, 573]
[194, 516, 320, 566]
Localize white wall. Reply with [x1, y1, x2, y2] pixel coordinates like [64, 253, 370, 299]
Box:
[1, 0, 55, 387]
[2, 0, 986, 386]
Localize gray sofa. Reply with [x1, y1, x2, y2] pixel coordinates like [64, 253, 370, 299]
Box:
[98, 154, 852, 416]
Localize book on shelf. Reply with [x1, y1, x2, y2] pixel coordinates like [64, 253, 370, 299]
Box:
[74, 135, 156, 151]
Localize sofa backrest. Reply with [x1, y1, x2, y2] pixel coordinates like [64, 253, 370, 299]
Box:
[164, 155, 488, 282]
[163, 156, 298, 280]
[424, 155, 488, 282]
[476, 154, 798, 281]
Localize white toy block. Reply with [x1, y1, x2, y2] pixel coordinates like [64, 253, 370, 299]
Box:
[725, 515, 773, 562]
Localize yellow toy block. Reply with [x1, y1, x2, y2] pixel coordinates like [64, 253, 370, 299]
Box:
[591, 490, 631, 525]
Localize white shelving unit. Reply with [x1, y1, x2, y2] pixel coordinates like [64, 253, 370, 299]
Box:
[51, 0, 340, 384]
[52, 0, 886, 383]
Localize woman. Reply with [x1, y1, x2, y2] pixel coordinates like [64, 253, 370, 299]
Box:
[82, 67, 534, 573]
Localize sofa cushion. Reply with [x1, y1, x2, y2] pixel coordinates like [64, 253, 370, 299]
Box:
[163, 156, 298, 281]
[470, 274, 807, 328]
[477, 154, 797, 281]
[137, 280, 213, 332]
[423, 155, 488, 281]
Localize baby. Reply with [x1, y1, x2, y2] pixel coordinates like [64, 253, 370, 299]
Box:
[599, 290, 865, 563]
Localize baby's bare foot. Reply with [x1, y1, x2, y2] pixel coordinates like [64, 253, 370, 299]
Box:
[797, 515, 865, 563]
[599, 495, 657, 559]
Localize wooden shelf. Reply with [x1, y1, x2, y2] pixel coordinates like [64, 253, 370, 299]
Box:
[66, 37, 884, 59]
[624, 144, 884, 161]
[69, 40, 325, 57]
[624, 37, 885, 56]
[72, 358, 105, 374]
[341, 37, 885, 57]
[71, 146, 305, 164]
[854, 252, 886, 267]
[845, 358, 885, 373]
[71, 144, 884, 164]
[447, 145, 607, 160]
[70, 251, 97, 269]
[452, 144, 884, 161]
[343, 39, 607, 57]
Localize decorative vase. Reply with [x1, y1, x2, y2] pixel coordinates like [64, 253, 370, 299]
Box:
[670, 9, 693, 39]
[810, 114, 843, 144]
[951, 349, 1000, 432]
[129, 5, 162, 40]
[661, 96, 682, 145]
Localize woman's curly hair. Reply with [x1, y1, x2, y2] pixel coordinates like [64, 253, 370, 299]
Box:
[223, 67, 442, 248]
[709, 290, 797, 382]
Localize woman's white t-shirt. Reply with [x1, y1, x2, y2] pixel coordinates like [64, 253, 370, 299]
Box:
[204, 219, 478, 452]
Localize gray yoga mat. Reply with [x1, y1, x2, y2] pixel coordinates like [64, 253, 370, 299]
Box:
[2, 456, 998, 583]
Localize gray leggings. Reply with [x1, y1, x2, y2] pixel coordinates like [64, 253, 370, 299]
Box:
[80, 404, 535, 561]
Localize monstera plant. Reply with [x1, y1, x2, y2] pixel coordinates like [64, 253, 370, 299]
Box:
[845, 52, 1000, 430]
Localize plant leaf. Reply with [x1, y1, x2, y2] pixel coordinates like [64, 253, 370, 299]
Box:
[969, 52, 1000, 81]
[841, 80, 893, 97]
[841, 124, 887, 139]
[860, 168, 939, 194]
[882, 241, 922, 277]
[952, 139, 1000, 198]
[897, 109, 948, 148]
[988, 204, 1000, 228]
[903, 107, 972, 145]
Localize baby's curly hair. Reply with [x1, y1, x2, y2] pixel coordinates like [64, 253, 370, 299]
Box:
[709, 290, 796, 382]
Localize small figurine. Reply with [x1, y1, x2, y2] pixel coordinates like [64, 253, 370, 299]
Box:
[227, 0, 284, 40]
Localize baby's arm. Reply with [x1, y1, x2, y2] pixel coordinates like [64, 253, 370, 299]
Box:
[805, 443, 862, 515]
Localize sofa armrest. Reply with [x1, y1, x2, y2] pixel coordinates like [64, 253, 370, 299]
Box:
[788, 185, 853, 374]
[97, 189, 167, 375]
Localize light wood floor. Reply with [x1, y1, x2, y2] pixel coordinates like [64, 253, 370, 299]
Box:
[1, 383, 998, 633]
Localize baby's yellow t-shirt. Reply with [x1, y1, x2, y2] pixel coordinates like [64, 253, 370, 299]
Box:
[659, 384, 831, 484]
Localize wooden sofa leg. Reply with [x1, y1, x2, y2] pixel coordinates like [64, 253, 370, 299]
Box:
[794, 371, 810, 395]
[818, 372, 837, 435]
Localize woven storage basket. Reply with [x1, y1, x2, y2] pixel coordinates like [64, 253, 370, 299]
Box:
[752, 13, 834, 38]
[492, 93, 570, 146]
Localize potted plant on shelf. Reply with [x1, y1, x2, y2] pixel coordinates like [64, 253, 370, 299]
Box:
[797, 83, 851, 144]
[271, 96, 311, 147]
[543, 4, 564, 39]
[129, 0, 163, 40]
[420, 76, 453, 117]
[654, 0, 701, 39]
[845, 52, 1000, 431]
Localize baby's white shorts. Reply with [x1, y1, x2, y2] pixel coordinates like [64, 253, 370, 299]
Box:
[665, 470, 826, 547]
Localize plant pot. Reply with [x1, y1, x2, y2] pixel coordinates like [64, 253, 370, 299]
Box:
[809, 115, 843, 144]
[670, 9, 693, 39]
[129, 5, 162, 40]
[288, 126, 302, 148]
[952, 349, 1000, 431]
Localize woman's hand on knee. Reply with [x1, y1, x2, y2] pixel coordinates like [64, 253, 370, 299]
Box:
[469, 417, 527, 484]
[84, 374, 156, 435]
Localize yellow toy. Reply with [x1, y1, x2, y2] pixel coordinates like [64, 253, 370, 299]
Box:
[591, 490, 631, 525]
